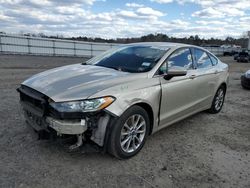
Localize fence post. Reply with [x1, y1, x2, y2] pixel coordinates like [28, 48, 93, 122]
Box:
[90, 43, 93, 57]
[74, 42, 76, 56]
[53, 40, 55, 56]
[27, 37, 31, 54]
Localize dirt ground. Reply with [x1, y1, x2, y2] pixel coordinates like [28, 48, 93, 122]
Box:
[0, 54, 249, 188]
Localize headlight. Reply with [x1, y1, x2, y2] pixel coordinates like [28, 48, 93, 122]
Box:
[50, 96, 115, 113]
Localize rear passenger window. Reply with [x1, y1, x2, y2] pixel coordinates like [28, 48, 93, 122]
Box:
[167, 48, 193, 69]
[208, 54, 218, 65]
[193, 48, 212, 69]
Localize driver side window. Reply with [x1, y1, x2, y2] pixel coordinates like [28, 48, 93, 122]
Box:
[167, 48, 193, 69]
[158, 48, 193, 75]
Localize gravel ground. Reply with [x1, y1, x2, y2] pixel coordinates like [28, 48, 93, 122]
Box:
[0, 54, 249, 188]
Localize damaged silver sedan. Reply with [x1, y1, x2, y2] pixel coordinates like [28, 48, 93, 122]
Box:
[17, 42, 229, 159]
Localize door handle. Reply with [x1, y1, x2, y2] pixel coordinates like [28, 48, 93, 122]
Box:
[214, 70, 218, 74]
[189, 75, 196, 79]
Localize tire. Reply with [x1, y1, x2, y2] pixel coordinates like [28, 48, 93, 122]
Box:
[108, 105, 150, 159]
[208, 86, 226, 114]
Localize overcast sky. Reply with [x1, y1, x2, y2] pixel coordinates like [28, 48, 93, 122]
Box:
[0, 0, 250, 39]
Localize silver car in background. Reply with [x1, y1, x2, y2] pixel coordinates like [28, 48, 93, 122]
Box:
[17, 43, 229, 159]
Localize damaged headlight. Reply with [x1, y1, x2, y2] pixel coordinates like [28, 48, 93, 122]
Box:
[50, 96, 115, 113]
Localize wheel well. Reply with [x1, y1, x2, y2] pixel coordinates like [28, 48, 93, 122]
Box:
[134, 102, 154, 135]
[220, 82, 227, 92]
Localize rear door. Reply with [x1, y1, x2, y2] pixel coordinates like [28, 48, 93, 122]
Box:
[191, 48, 218, 107]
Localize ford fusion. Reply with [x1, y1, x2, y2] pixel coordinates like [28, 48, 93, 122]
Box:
[17, 43, 229, 159]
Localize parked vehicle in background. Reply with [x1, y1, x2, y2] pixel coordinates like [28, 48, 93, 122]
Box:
[222, 45, 241, 56]
[234, 53, 239, 60]
[17, 42, 229, 159]
[237, 51, 249, 63]
[241, 70, 250, 89]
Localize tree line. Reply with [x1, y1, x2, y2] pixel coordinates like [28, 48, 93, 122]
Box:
[70, 34, 248, 48]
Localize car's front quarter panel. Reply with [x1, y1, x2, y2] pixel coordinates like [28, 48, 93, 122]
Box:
[90, 76, 162, 133]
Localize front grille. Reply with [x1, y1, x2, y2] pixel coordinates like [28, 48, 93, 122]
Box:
[17, 85, 48, 117]
[25, 110, 43, 126]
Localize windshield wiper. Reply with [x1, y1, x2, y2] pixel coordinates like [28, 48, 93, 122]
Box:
[106, 66, 121, 71]
[94, 64, 125, 72]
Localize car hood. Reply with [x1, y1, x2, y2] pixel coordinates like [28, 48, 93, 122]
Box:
[22, 64, 146, 102]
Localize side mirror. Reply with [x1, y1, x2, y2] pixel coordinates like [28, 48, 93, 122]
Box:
[163, 66, 187, 80]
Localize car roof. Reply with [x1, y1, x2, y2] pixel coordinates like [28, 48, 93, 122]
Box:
[124, 42, 192, 48]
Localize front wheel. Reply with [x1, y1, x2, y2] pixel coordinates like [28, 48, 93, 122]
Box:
[108, 106, 150, 159]
[208, 86, 226, 114]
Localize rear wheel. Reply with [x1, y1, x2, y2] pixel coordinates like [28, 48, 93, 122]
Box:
[108, 106, 150, 159]
[208, 86, 226, 114]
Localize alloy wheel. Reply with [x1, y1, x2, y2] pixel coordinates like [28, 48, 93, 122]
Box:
[214, 88, 224, 111]
[120, 114, 146, 153]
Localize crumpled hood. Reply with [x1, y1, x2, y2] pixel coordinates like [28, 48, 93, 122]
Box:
[22, 64, 144, 102]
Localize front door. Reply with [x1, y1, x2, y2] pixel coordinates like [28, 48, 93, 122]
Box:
[159, 47, 201, 128]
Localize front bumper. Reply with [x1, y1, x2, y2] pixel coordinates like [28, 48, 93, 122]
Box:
[24, 109, 87, 135]
[23, 107, 112, 148]
[46, 117, 87, 135]
[17, 85, 112, 147]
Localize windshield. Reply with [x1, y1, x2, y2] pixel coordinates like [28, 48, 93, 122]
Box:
[86, 45, 168, 73]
